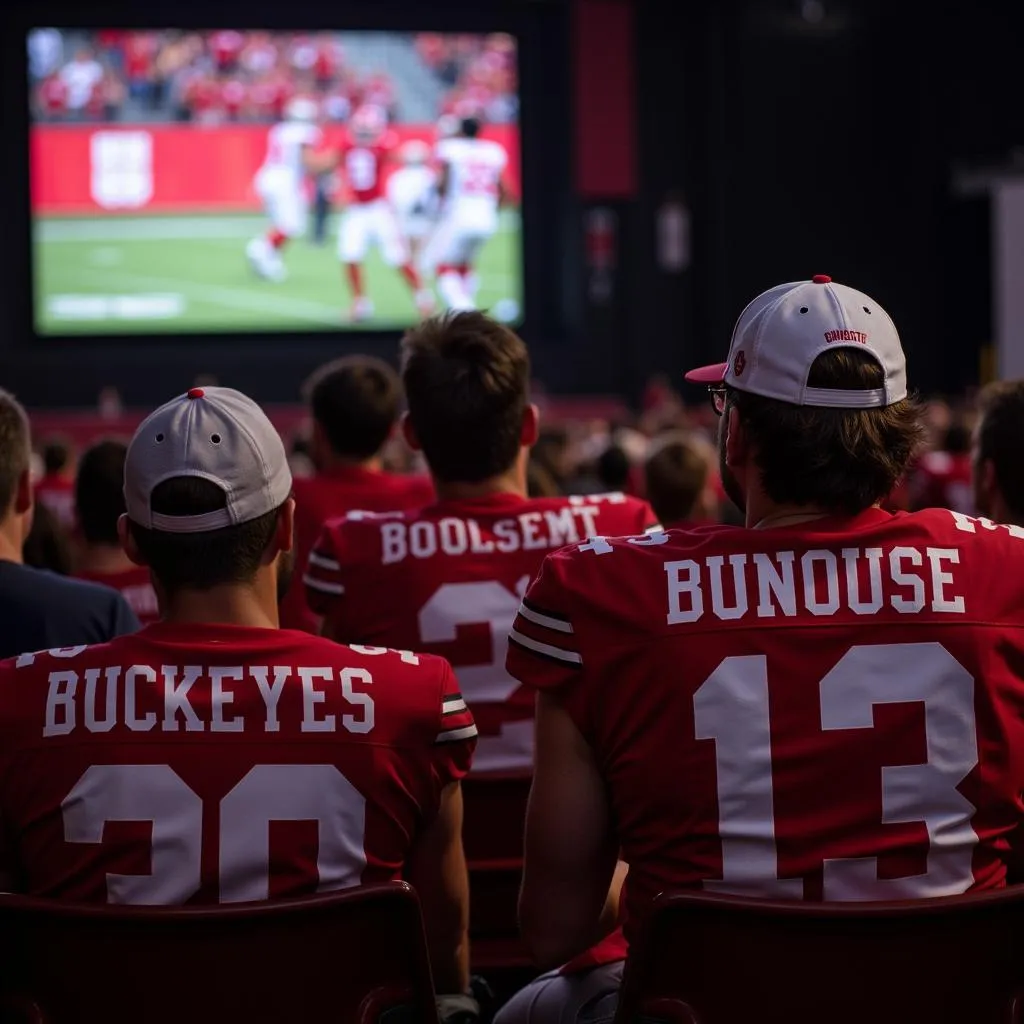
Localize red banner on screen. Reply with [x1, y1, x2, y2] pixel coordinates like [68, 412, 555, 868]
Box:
[30, 123, 520, 215]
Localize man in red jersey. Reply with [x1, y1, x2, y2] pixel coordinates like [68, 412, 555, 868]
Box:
[280, 355, 434, 633]
[496, 276, 1024, 1024]
[305, 311, 658, 773]
[72, 439, 159, 625]
[908, 418, 974, 513]
[310, 105, 435, 322]
[0, 385, 480, 1019]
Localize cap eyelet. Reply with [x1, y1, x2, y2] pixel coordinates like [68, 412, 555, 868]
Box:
[799, 306, 808, 314]
[863, 306, 872, 314]
[210, 433, 222, 445]
[155, 433, 165, 443]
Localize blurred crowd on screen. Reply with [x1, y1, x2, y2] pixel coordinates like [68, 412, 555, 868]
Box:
[28, 28, 518, 126]
[22, 373, 981, 578]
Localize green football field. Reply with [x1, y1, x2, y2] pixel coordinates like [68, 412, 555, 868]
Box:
[33, 210, 523, 334]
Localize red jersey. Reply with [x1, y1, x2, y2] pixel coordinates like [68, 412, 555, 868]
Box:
[0, 624, 475, 904]
[508, 507, 1024, 953]
[339, 133, 397, 204]
[306, 491, 658, 772]
[909, 450, 974, 514]
[282, 468, 435, 633]
[34, 474, 75, 528]
[74, 566, 159, 626]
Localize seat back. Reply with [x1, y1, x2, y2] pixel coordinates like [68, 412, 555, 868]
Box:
[0, 882, 438, 1024]
[614, 886, 1024, 1024]
[460, 770, 532, 969]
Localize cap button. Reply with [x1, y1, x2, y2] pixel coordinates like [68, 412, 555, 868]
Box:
[187, 387, 205, 399]
[812, 274, 832, 284]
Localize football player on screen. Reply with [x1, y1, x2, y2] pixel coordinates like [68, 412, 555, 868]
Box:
[308, 105, 435, 323]
[246, 96, 322, 283]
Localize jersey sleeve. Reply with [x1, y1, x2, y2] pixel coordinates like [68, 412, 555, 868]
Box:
[430, 659, 478, 785]
[304, 518, 348, 618]
[507, 550, 583, 694]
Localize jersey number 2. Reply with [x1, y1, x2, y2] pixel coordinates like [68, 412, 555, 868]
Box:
[694, 642, 979, 899]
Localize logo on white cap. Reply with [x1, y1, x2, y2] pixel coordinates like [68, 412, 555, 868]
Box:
[124, 386, 292, 533]
[685, 275, 908, 409]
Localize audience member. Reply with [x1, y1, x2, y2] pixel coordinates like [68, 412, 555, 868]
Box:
[0, 389, 139, 660]
[0, 385, 479, 1022]
[72, 439, 159, 625]
[643, 431, 718, 527]
[34, 435, 76, 528]
[22, 500, 73, 575]
[280, 355, 434, 632]
[972, 379, 1024, 527]
[305, 311, 658, 773]
[498, 277, 1024, 1022]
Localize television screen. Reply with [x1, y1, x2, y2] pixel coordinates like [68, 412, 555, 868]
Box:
[27, 28, 522, 334]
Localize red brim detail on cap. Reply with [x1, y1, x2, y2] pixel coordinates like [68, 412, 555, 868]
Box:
[684, 362, 729, 385]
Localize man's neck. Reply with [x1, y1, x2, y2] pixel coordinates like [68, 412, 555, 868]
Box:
[0, 519, 24, 565]
[432, 469, 526, 504]
[75, 542, 135, 575]
[159, 582, 280, 629]
[748, 502, 878, 530]
[317, 452, 382, 475]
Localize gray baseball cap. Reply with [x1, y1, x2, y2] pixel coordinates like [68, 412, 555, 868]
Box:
[685, 275, 908, 409]
[124, 386, 292, 533]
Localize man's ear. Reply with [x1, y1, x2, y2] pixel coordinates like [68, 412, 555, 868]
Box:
[401, 411, 422, 452]
[978, 458, 998, 510]
[118, 514, 147, 567]
[724, 405, 749, 468]
[275, 497, 296, 555]
[521, 402, 539, 448]
[13, 468, 32, 516]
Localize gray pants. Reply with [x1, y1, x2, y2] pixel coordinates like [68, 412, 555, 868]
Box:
[493, 961, 624, 1024]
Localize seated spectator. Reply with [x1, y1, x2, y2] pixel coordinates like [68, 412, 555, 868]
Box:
[72, 439, 159, 625]
[22, 500, 73, 576]
[972, 379, 1024, 527]
[0, 385, 479, 1022]
[643, 431, 718, 527]
[0, 390, 139, 660]
[35, 435, 76, 528]
[279, 355, 434, 632]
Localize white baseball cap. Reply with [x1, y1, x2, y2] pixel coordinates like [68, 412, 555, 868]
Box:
[685, 274, 908, 408]
[124, 386, 292, 533]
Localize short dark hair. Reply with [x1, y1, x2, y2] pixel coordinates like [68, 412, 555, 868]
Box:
[645, 433, 710, 525]
[304, 355, 402, 460]
[42, 437, 71, 475]
[596, 445, 630, 491]
[460, 116, 480, 138]
[0, 390, 30, 516]
[400, 311, 530, 483]
[977, 380, 1024, 522]
[75, 439, 128, 545]
[129, 477, 282, 594]
[729, 348, 923, 515]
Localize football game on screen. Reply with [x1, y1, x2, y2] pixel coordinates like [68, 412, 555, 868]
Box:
[28, 28, 523, 334]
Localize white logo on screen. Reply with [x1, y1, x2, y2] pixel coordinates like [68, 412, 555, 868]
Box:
[90, 131, 153, 210]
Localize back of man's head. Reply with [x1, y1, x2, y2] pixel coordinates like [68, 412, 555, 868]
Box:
[976, 380, 1024, 523]
[400, 311, 530, 484]
[42, 438, 71, 476]
[305, 355, 402, 462]
[124, 387, 293, 598]
[0, 390, 30, 520]
[644, 432, 710, 526]
[75, 439, 128, 546]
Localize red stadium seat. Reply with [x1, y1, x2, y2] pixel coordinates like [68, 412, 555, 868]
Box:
[614, 887, 1024, 1024]
[461, 769, 532, 970]
[0, 881, 437, 1024]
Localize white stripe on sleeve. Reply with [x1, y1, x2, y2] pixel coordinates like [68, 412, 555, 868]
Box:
[508, 628, 582, 665]
[516, 602, 573, 634]
[303, 574, 344, 595]
[308, 551, 341, 571]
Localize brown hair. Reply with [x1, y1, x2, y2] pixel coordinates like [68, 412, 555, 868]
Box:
[644, 432, 710, 525]
[0, 389, 30, 516]
[304, 354, 402, 460]
[729, 348, 923, 514]
[400, 310, 530, 483]
[976, 379, 1024, 522]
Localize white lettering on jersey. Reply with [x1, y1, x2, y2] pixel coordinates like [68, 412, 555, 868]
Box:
[378, 506, 610, 565]
[436, 136, 506, 221]
[41, 664, 381, 737]
[663, 545, 966, 625]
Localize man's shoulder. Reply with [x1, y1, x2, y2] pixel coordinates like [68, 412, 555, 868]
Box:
[1, 563, 124, 611]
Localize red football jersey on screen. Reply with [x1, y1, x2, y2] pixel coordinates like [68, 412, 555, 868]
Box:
[339, 134, 397, 204]
[508, 507, 1024, 953]
[0, 623, 476, 904]
[306, 491, 658, 772]
[282, 468, 435, 632]
[74, 566, 159, 626]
